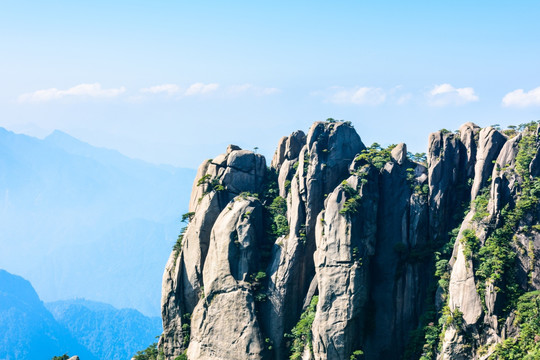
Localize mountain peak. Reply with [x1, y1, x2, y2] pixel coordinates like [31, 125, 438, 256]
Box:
[0, 269, 40, 306]
[45, 129, 84, 146]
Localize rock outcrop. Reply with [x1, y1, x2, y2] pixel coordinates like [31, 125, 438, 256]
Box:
[311, 167, 379, 360]
[160, 146, 266, 357]
[187, 197, 265, 359]
[262, 121, 366, 358]
[159, 120, 540, 360]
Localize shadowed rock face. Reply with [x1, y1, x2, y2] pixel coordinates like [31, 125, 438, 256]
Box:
[160, 121, 540, 360]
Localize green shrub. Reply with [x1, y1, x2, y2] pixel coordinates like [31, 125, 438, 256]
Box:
[51, 355, 69, 360]
[269, 196, 289, 237]
[472, 189, 490, 222]
[435, 259, 450, 293]
[408, 152, 427, 165]
[303, 152, 311, 174]
[284, 179, 291, 193]
[196, 174, 211, 187]
[350, 349, 364, 359]
[181, 313, 192, 347]
[252, 271, 267, 282]
[181, 212, 195, 223]
[173, 226, 188, 258]
[492, 291, 540, 359]
[196, 174, 225, 202]
[249, 271, 268, 302]
[352, 246, 360, 261]
[441, 306, 464, 328]
[419, 321, 441, 360]
[460, 229, 479, 262]
[339, 181, 362, 215]
[287, 296, 319, 359]
[354, 143, 393, 170]
[265, 337, 274, 351]
[133, 342, 163, 360]
[325, 118, 352, 127]
[256, 167, 287, 280]
[238, 191, 259, 199]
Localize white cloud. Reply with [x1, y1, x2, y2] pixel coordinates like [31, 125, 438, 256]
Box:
[137, 82, 280, 99]
[502, 87, 540, 107]
[427, 83, 478, 106]
[228, 84, 253, 93]
[140, 84, 180, 95]
[184, 82, 219, 96]
[137, 82, 221, 98]
[227, 83, 280, 96]
[396, 93, 413, 105]
[326, 86, 386, 106]
[18, 83, 126, 103]
[260, 87, 280, 95]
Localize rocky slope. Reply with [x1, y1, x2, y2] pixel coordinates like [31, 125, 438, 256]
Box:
[159, 120, 540, 359]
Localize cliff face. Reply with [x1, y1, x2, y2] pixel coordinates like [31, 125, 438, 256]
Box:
[159, 120, 540, 359]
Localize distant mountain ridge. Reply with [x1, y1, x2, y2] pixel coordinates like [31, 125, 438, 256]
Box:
[43, 129, 180, 178]
[0, 269, 97, 360]
[0, 269, 161, 360]
[46, 299, 161, 360]
[0, 127, 196, 315]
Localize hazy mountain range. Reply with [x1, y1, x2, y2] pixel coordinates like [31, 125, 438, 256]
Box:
[46, 299, 161, 360]
[0, 269, 161, 360]
[0, 127, 196, 316]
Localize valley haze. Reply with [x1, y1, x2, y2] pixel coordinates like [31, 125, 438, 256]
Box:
[0, 127, 195, 316]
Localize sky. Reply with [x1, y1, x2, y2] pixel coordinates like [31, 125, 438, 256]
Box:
[1, 1, 540, 168]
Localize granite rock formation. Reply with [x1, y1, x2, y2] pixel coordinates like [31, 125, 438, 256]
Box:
[159, 120, 540, 360]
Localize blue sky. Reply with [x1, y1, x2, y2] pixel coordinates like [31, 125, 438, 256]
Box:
[1, 1, 540, 167]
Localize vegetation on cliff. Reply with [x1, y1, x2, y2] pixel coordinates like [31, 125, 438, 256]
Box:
[157, 120, 540, 360]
